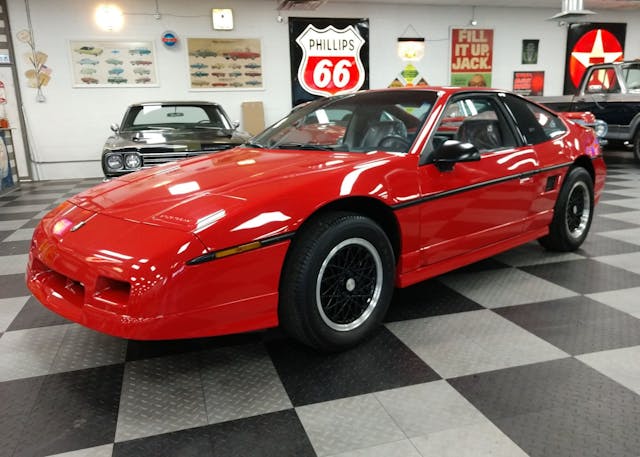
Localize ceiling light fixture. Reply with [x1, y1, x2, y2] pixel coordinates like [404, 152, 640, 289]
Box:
[397, 24, 425, 62]
[95, 4, 124, 31]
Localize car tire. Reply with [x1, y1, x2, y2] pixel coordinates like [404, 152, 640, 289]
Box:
[633, 131, 640, 163]
[279, 212, 395, 352]
[538, 167, 594, 252]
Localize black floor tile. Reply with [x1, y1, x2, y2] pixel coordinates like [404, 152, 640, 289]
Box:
[495, 295, 640, 355]
[113, 425, 214, 457]
[267, 326, 439, 406]
[385, 279, 483, 322]
[589, 216, 637, 233]
[450, 257, 510, 273]
[599, 191, 634, 202]
[449, 358, 640, 457]
[12, 364, 124, 457]
[578, 234, 640, 257]
[19, 219, 43, 229]
[0, 274, 30, 299]
[0, 240, 31, 256]
[125, 331, 266, 362]
[0, 376, 45, 457]
[522, 258, 640, 294]
[113, 409, 317, 457]
[7, 296, 71, 331]
[208, 410, 316, 457]
[0, 212, 40, 221]
[596, 202, 636, 215]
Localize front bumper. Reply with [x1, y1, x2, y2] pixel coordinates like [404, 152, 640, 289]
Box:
[26, 205, 288, 339]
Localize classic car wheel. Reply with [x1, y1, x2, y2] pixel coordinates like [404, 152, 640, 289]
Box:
[633, 132, 640, 163]
[539, 167, 593, 251]
[279, 212, 395, 351]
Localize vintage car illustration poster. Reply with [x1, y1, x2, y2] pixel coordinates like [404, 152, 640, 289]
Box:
[289, 17, 369, 106]
[449, 28, 493, 87]
[186, 38, 263, 90]
[563, 23, 626, 95]
[70, 40, 158, 88]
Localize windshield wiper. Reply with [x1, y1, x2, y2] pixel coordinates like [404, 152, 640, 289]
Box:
[274, 142, 334, 151]
[243, 141, 266, 148]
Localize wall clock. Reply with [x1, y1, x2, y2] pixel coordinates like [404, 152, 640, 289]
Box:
[212, 8, 234, 30]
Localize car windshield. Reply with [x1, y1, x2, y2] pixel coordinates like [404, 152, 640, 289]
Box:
[250, 90, 438, 153]
[122, 104, 233, 131]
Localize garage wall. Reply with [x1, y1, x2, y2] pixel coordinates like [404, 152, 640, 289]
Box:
[6, 0, 640, 179]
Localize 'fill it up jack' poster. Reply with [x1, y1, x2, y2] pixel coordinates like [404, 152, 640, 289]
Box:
[450, 28, 493, 88]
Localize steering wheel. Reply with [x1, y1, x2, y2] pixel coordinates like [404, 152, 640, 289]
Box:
[377, 135, 411, 151]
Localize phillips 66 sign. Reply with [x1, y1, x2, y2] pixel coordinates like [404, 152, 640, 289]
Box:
[290, 18, 369, 106]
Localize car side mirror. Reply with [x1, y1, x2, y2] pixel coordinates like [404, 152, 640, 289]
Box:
[110, 123, 120, 133]
[431, 140, 480, 172]
[232, 120, 240, 130]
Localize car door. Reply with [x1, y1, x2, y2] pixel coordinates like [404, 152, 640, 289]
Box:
[572, 65, 626, 127]
[417, 93, 539, 267]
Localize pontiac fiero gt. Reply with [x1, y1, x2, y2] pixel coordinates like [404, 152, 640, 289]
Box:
[27, 88, 606, 351]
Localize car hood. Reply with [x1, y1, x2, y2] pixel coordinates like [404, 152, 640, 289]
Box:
[106, 128, 250, 151]
[71, 147, 396, 234]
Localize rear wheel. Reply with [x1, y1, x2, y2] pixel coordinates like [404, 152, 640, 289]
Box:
[279, 212, 395, 351]
[538, 167, 594, 251]
[633, 131, 640, 163]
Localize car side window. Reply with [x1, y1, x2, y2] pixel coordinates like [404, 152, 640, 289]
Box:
[502, 94, 566, 144]
[431, 96, 516, 153]
[622, 65, 640, 91]
[585, 68, 620, 94]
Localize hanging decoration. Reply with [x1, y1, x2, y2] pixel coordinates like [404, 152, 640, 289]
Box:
[16, 29, 51, 102]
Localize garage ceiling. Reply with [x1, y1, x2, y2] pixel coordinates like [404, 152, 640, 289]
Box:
[276, 0, 640, 9]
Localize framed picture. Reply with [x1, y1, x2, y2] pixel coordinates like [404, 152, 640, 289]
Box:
[513, 71, 544, 96]
[450, 28, 493, 87]
[187, 38, 262, 90]
[522, 39, 539, 65]
[70, 40, 158, 88]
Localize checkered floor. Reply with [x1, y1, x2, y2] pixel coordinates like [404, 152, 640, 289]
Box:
[2, 150, 640, 457]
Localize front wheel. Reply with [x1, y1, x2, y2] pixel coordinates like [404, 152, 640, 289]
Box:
[279, 212, 395, 352]
[538, 167, 594, 252]
[633, 131, 640, 163]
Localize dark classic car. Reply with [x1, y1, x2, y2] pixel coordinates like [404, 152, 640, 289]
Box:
[101, 101, 251, 178]
[30, 88, 605, 352]
[532, 61, 640, 161]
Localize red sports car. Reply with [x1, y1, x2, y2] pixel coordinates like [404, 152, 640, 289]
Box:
[26, 88, 606, 351]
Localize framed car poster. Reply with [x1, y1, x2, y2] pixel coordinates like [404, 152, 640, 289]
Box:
[186, 38, 263, 90]
[70, 40, 158, 88]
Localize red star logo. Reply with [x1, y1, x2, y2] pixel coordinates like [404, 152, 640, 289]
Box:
[569, 29, 624, 88]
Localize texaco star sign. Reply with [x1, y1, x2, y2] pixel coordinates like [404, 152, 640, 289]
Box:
[569, 28, 624, 88]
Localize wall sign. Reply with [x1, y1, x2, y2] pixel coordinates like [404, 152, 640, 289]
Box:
[449, 28, 493, 87]
[70, 40, 158, 87]
[161, 31, 178, 48]
[289, 17, 369, 106]
[513, 71, 545, 96]
[563, 23, 626, 95]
